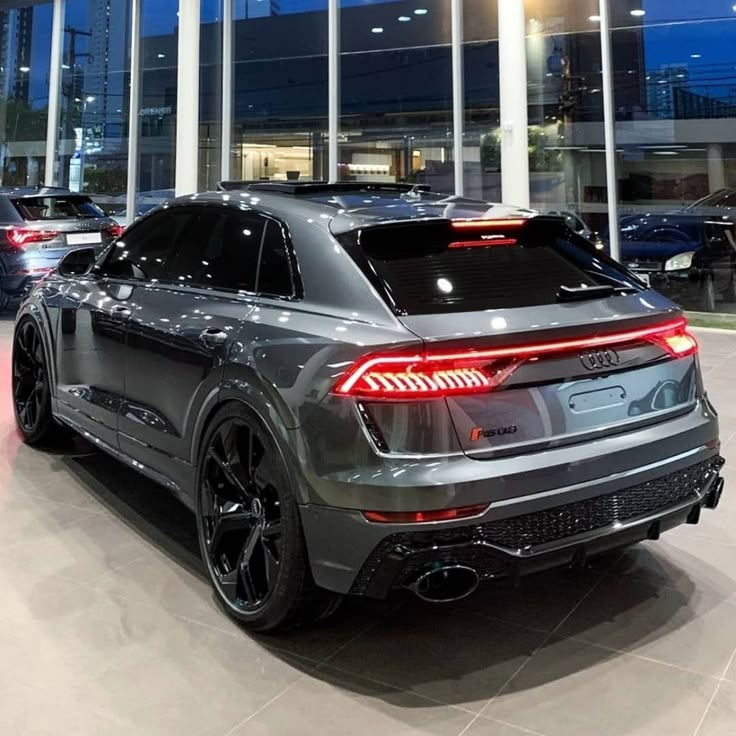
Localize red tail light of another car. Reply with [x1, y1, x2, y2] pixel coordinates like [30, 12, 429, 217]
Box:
[6, 228, 59, 248]
[103, 224, 125, 238]
[332, 318, 698, 400]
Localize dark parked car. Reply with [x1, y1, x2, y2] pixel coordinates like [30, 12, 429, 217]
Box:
[620, 214, 736, 312]
[0, 187, 123, 310]
[13, 182, 724, 632]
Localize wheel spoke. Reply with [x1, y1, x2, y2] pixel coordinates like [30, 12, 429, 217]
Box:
[262, 541, 280, 587]
[239, 563, 259, 605]
[219, 568, 240, 603]
[253, 451, 279, 493]
[262, 519, 282, 539]
[208, 442, 251, 500]
[208, 507, 254, 555]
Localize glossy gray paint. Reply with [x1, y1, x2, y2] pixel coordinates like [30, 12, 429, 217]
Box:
[15, 188, 722, 595]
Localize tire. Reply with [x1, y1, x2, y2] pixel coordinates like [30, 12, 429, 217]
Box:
[12, 317, 70, 447]
[0, 264, 11, 313]
[699, 275, 717, 313]
[195, 402, 341, 632]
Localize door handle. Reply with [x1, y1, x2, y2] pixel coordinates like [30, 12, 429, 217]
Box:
[199, 328, 228, 348]
[110, 305, 131, 319]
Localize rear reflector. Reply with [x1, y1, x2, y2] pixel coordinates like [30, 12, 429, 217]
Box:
[7, 227, 59, 248]
[363, 503, 489, 524]
[451, 218, 527, 230]
[332, 317, 698, 399]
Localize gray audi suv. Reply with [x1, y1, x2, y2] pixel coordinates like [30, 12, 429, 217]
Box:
[12, 182, 724, 631]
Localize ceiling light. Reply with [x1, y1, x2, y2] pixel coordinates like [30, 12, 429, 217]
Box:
[398, 15, 411, 21]
[589, 15, 601, 22]
[653, 151, 678, 155]
[371, 26, 383, 33]
[157, 53, 166, 58]
[630, 9, 646, 16]
[691, 53, 701, 58]
[414, 8, 428, 14]
[19, 66, 30, 72]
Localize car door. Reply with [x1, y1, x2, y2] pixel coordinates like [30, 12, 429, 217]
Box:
[117, 205, 261, 489]
[53, 209, 192, 447]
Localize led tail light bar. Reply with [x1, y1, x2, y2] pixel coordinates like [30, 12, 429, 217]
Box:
[450, 218, 528, 230]
[448, 238, 518, 248]
[103, 224, 125, 238]
[332, 318, 697, 400]
[7, 227, 59, 248]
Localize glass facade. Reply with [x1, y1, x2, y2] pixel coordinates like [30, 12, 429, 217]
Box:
[3, 0, 736, 314]
[0, 1, 53, 186]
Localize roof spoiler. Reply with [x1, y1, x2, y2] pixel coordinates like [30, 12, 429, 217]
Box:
[216, 180, 431, 195]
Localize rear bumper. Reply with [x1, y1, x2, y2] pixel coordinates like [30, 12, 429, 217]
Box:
[300, 452, 724, 596]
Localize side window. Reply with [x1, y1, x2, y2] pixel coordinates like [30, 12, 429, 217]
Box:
[102, 209, 194, 280]
[257, 219, 295, 298]
[161, 209, 263, 292]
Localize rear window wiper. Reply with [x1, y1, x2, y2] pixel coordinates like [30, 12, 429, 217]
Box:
[556, 284, 635, 302]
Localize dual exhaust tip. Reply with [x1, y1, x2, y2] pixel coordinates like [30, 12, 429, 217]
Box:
[405, 565, 480, 603]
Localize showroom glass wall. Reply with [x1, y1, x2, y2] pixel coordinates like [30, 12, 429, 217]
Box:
[0, 0, 53, 187]
[6, 0, 736, 313]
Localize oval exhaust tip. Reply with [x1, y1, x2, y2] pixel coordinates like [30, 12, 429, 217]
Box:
[409, 565, 480, 603]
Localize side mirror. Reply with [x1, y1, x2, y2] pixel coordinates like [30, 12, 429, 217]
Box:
[59, 247, 96, 277]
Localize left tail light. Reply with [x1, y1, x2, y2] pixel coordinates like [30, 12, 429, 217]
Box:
[7, 227, 59, 248]
[332, 317, 698, 400]
[103, 224, 125, 238]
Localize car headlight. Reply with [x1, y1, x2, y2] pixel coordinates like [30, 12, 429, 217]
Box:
[664, 252, 695, 271]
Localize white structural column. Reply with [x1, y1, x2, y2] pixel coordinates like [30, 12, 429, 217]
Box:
[220, 0, 233, 181]
[176, 0, 202, 196]
[45, 0, 66, 186]
[451, 0, 464, 195]
[126, 0, 142, 219]
[497, 0, 529, 208]
[328, 0, 340, 182]
[707, 144, 726, 192]
[599, 0, 620, 261]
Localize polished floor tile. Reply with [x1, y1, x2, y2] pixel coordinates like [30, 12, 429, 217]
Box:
[0, 320, 735, 735]
[230, 665, 476, 736]
[482, 636, 719, 736]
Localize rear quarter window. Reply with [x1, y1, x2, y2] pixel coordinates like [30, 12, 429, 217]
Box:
[338, 217, 642, 315]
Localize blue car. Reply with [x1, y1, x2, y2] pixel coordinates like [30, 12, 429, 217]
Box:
[620, 213, 736, 312]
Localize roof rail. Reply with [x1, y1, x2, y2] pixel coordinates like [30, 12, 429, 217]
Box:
[215, 180, 432, 195]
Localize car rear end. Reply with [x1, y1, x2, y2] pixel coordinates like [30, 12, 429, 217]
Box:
[0, 193, 122, 299]
[296, 212, 724, 602]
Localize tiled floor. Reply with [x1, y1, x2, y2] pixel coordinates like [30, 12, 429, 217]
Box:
[1, 316, 735, 736]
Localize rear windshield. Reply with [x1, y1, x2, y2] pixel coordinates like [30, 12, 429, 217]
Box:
[338, 217, 643, 315]
[12, 196, 106, 222]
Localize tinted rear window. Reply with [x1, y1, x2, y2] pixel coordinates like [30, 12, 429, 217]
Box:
[12, 196, 106, 221]
[338, 217, 642, 315]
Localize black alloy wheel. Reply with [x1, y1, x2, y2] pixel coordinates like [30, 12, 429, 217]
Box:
[12, 318, 64, 446]
[196, 403, 339, 631]
[200, 417, 283, 611]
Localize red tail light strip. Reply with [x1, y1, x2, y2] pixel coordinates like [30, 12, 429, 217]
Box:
[332, 318, 697, 399]
[363, 503, 490, 524]
[451, 218, 528, 230]
[449, 238, 518, 248]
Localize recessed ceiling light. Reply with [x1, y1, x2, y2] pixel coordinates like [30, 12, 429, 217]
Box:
[157, 53, 166, 58]
[19, 66, 30, 72]
[630, 9, 646, 16]
[371, 27, 383, 33]
[414, 8, 428, 15]
[398, 15, 411, 21]
[653, 151, 678, 155]
[691, 53, 702, 59]
[589, 15, 601, 22]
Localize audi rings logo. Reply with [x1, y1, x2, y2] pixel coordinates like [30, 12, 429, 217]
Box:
[579, 349, 620, 371]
